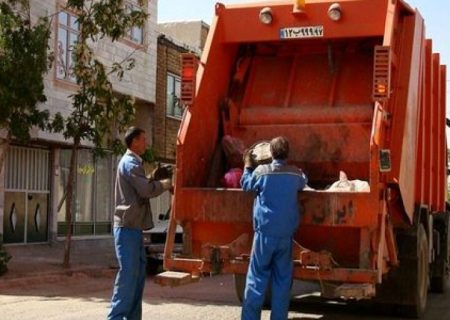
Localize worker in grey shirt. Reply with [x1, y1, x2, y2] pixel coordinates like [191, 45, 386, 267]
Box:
[108, 127, 172, 320]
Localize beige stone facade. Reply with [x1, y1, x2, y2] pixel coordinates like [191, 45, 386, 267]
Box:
[158, 21, 209, 53]
[32, 0, 158, 145]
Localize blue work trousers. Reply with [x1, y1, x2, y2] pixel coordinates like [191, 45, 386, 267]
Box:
[242, 232, 293, 320]
[108, 227, 146, 320]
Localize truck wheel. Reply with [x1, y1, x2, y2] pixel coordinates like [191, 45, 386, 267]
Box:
[234, 273, 246, 303]
[430, 258, 446, 293]
[430, 214, 449, 294]
[399, 225, 429, 318]
[146, 257, 161, 275]
[376, 225, 429, 318]
[233, 273, 272, 307]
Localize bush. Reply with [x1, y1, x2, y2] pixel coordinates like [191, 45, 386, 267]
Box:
[0, 243, 11, 276]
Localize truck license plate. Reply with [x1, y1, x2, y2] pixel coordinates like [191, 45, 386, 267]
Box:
[280, 26, 324, 39]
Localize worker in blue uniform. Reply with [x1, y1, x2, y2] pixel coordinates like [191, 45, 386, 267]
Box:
[240, 136, 307, 320]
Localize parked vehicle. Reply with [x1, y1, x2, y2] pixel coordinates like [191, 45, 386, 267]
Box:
[159, 1, 448, 317]
[144, 189, 182, 274]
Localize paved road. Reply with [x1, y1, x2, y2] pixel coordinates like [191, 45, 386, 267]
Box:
[0, 273, 449, 319]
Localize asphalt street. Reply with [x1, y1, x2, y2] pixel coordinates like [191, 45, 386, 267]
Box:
[0, 273, 449, 319]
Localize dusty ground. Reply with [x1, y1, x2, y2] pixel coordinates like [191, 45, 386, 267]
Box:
[1, 273, 449, 319]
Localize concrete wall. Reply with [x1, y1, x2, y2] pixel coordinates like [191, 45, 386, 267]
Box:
[158, 21, 209, 52]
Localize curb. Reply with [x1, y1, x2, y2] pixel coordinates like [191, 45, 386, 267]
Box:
[0, 267, 117, 290]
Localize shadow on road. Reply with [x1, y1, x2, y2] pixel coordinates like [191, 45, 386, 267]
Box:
[288, 296, 397, 320]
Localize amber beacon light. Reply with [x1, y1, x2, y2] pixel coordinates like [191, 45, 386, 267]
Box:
[293, 0, 306, 12]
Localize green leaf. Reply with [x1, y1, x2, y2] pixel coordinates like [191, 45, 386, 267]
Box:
[0, 0, 52, 142]
[141, 147, 155, 163]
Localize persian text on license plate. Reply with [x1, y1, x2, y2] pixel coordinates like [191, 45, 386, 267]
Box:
[280, 26, 324, 39]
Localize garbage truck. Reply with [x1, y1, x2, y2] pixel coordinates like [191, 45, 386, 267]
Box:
[157, 0, 448, 317]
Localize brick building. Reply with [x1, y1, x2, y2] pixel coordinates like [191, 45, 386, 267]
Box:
[0, 0, 158, 247]
[153, 21, 209, 163]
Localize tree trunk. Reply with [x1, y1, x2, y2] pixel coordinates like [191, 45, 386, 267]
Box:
[63, 137, 80, 268]
[0, 133, 11, 245]
[0, 135, 11, 178]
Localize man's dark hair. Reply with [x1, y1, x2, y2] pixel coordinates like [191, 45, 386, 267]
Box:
[124, 127, 145, 148]
[270, 136, 289, 160]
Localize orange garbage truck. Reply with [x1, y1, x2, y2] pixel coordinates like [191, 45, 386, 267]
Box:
[158, 0, 448, 317]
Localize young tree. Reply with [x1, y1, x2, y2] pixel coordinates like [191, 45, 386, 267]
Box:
[54, 0, 146, 268]
[0, 0, 52, 274]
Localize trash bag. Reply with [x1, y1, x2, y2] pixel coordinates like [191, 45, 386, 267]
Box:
[326, 171, 369, 192]
[151, 163, 173, 181]
[222, 135, 246, 168]
[221, 168, 243, 188]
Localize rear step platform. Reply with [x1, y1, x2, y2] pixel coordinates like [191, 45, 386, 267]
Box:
[155, 271, 200, 287]
[322, 283, 376, 300]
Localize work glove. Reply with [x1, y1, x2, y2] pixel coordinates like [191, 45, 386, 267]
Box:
[160, 178, 172, 190]
[151, 164, 173, 181]
[243, 149, 255, 169]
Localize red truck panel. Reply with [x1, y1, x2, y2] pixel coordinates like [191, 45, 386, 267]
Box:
[167, 0, 447, 297]
[219, 0, 388, 42]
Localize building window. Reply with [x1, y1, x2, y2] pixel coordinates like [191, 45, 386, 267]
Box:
[166, 73, 183, 119]
[57, 149, 114, 236]
[56, 11, 79, 82]
[126, 3, 144, 44]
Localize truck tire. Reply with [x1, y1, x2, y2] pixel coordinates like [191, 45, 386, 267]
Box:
[398, 225, 429, 318]
[233, 273, 272, 307]
[234, 273, 246, 304]
[146, 257, 161, 275]
[430, 258, 446, 293]
[376, 225, 429, 318]
[430, 212, 449, 293]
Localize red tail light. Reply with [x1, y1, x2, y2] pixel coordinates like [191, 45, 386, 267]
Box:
[181, 54, 199, 107]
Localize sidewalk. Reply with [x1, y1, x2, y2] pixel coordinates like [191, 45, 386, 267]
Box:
[0, 240, 118, 289]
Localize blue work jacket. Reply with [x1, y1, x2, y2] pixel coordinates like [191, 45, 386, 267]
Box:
[241, 159, 307, 238]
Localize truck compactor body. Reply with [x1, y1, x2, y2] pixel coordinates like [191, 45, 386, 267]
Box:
[161, 1, 448, 317]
